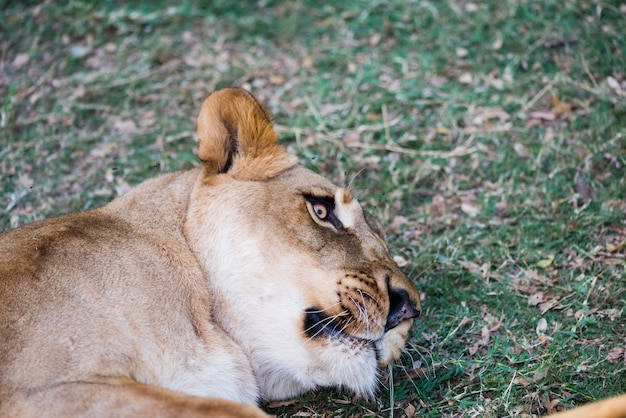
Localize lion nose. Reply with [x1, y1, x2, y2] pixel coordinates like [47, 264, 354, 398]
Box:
[385, 288, 421, 331]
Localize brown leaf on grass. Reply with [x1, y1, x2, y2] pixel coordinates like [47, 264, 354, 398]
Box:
[543, 38, 579, 49]
[458, 260, 487, 278]
[514, 376, 531, 387]
[470, 107, 510, 126]
[596, 309, 622, 321]
[112, 119, 139, 136]
[545, 394, 561, 415]
[539, 299, 560, 314]
[393, 255, 409, 268]
[12, 53, 30, 68]
[266, 398, 299, 408]
[405, 362, 429, 379]
[575, 176, 596, 202]
[605, 242, 625, 253]
[552, 95, 572, 116]
[404, 403, 416, 417]
[458, 72, 473, 84]
[269, 75, 286, 85]
[602, 257, 625, 266]
[17, 174, 34, 190]
[481, 325, 490, 346]
[526, 95, 573, 127]
[342, 131, 360, 146]
[460, 202, 481, 217]
[468, 343, 480, 356]
[606, 347, 625, 364]
[526, 110, 557, 128]
[139, 110, 157, 128]
[536, 318, 548, 334]
[606, 77, 624, 95]
[528, 292, 545, 306]
[491, 32, 503, 50]
[425, 195, 447, 216]
[427, 76, 448, 88]
[511, 277, 537, 294]
[387, 216, 408, 235]
[513, 142, 532, 158]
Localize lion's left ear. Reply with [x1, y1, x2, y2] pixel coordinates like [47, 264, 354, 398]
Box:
[196, 88, 297, 181]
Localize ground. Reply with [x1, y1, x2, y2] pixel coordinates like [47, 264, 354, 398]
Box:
[1, 1, 625, 417]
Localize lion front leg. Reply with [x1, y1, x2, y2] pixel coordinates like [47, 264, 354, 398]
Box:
[2, 376, 270, 418]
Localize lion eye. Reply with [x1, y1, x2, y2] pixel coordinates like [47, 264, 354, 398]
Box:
[305, 196, 343, 229]
[312, 202, 329, 219]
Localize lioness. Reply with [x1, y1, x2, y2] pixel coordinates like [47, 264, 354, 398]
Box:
[0, 88, 422, 417]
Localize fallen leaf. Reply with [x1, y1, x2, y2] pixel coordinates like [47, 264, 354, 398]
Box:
[528, 292, 544, 306]
[387, 216, 408, 235]
[13, 53, 30, 68]
[342, 131, 360, 146]
[17, 174, 34, 190]
[269, 75, 286, 85]
[481, 325, 490, 345]
[461, 202, 481, 217]
[266, 399, 298, 408]
[539, 299, 559, 314]
[536, 318, 548, 334]
[513, 142, 531, 158]
[596, 309, 622, 320]
[468, 343, 480, 356]
[536, 255, 554, 268]
[603, 258, 624, 266]
[605, 242, 623, 252]
[470, 107, 510, 126]
[456, 47, 468, 58]
[112, 120, 139, 135]
[428, 76, 448, 88]
[139, 110, 157, 128]
[575, 176, 596, 202]
[552, 95, 572, 116]
[70, 44, 91, 58]
[459, 72, 473, 84]
[606, 347, 625, 364]
[104, 42, 117, 53]
[393, 255, 409, 268]
[529, 111, 556, 121]
[491, 32, 503, 50]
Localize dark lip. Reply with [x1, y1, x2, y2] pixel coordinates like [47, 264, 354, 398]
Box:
[303, 308, 380, 343]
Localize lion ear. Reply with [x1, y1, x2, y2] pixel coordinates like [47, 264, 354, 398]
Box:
[196, 88, 297, 181]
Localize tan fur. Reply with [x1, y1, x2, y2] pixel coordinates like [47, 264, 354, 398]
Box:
[548, 394, 626, 418]
[0, 88, 421, 417]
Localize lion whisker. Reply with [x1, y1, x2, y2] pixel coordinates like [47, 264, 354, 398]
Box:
[303, 309, 352, 345]
[347, 294, 370, 334]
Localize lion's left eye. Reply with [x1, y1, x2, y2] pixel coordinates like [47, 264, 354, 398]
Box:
[305, 196, 343, 229]
[312, 202, 329, 220]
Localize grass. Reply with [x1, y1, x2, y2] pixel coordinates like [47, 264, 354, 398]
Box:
[1, 0, 625, 416]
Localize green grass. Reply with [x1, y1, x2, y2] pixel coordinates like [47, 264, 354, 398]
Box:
[2, 1, 625, 416]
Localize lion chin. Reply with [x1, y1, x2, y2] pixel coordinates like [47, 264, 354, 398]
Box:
[0, 88, 422, 418]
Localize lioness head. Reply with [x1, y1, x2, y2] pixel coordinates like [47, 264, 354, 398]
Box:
[185, 88, 421, 400]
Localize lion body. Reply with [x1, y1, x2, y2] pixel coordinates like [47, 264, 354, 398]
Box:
[0, 89, 421, 417]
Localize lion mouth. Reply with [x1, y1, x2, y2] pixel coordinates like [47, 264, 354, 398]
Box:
[303, 308, 379, 343]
